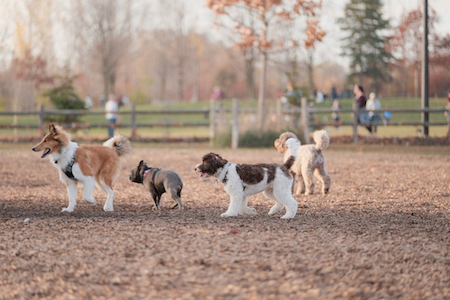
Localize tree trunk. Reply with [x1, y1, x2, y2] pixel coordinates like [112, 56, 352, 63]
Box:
[244, 49, 255, 99]
[358, 69, 363, 86]
[103, 70, 110, 99]
[191, 56, 200, 102]
[307, 49, 315, 99]
[257, 51, 267, 131]
[109, 72, 116, 95]
[414, 67, 420, 98]
[178, 57, 184, 102]
[160, 73, 167, 105]
[401, 64, 407, 96]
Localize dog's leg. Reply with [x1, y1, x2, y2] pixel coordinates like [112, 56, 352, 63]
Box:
[290, 171, 296, 194]
[239, 197, 256, 215]
[103, 186, 114, 212]
[151, 193, 161, 210]
[264, 189, 284, 216]
[82, 178, 96, 204]
[171, 189, 184, 210]
[273, 180, 298, 219]
[302, 164, 314, 195]
[62, 180, 77, 212]
[72, 165, 96, 204]
[295, 173, 305, 195]
[221, 194, 243, 217]
[316, 165, 331, 194]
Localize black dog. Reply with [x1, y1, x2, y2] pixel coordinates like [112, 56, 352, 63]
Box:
[129, 160, 184, 210]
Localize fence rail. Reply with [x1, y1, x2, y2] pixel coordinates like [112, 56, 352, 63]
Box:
[1, 101, 449, 145]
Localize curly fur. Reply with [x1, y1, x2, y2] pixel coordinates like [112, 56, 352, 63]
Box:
[284, 130, 331, 195]
[274, 132, 298, 162]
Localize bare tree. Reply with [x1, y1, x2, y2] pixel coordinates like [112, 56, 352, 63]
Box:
[206, 0, 325, 131]
[72, 0, 144, 98]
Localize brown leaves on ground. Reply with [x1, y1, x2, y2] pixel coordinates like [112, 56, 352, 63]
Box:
[0, 146, 450, 299]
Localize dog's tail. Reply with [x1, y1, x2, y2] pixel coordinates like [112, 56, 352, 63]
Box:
[103, 135, 132, 161]
[283, 156, 296, 170]
[313, 130, 329, 152]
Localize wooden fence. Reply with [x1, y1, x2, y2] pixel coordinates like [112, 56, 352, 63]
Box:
[1, 100, 449, 146]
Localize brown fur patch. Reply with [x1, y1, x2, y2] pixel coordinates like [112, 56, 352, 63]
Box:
[75, 145, 121, 187]
[236, 163, 278, 184]
[283, 156, 295, 170]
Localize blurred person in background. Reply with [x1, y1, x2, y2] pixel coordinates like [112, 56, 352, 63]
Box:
[84, 95, 93, 109]
[331, 99, 342, 131]
[211, 86, 224, 101]
[353, 84, 371, 133]
[105, 94, 120, 138]
[366, 92, 381, 135]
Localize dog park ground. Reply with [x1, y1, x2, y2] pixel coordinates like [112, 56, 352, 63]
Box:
[1, 143, 449, 299]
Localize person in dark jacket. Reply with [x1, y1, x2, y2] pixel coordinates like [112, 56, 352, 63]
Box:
[353, 84, 371, 133]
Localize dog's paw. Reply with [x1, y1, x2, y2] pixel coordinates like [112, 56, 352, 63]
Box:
[280, 213, 296, 219]
[221, 212, 237, 217]
[83, 198, 96, 204]
[323, 188, 329, 194]
[243, 207, 257, 215]
[268, 204, 284, 216]
[103, 206, 114, 212]
[61, 207, 74, 213]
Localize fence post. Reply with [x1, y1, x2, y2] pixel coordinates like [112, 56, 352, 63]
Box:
[218, 102, 225, 133]
[39, 104, 45, 138]
[353, 101, 359, 144]
[301, 97, 310, 144]
[209, 98, 216, 146]
[130, 104, 137, 140]
[232, 98, 239, 149]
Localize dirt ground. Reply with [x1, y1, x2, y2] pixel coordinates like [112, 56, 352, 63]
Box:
[1, 144, 450, 299]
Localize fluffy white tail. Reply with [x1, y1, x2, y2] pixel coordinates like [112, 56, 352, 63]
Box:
[103, 135, 132, 161]
[313, 130, 329, 151]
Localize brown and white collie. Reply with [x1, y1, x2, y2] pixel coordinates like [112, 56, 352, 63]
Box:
[32, 124, 132, 212]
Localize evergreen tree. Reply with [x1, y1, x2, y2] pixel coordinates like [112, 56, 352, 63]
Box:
[338, 0, 391, 93]
[43, 75, 85, 123]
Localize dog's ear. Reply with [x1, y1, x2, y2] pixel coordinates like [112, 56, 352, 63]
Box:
[49, 123, 57, 135]
[274, 138, 286, 153]
[139, 161, 147, 178]
[274, 138, 281, 148]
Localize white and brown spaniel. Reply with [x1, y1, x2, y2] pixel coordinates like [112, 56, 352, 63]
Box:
[195, 153, 298, 219]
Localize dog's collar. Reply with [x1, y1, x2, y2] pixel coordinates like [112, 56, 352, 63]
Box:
[143, 167, 161, 182]
[56, 155, 76, 179]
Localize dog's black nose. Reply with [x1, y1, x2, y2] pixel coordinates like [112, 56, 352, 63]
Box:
[32, 147, 36, 151]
